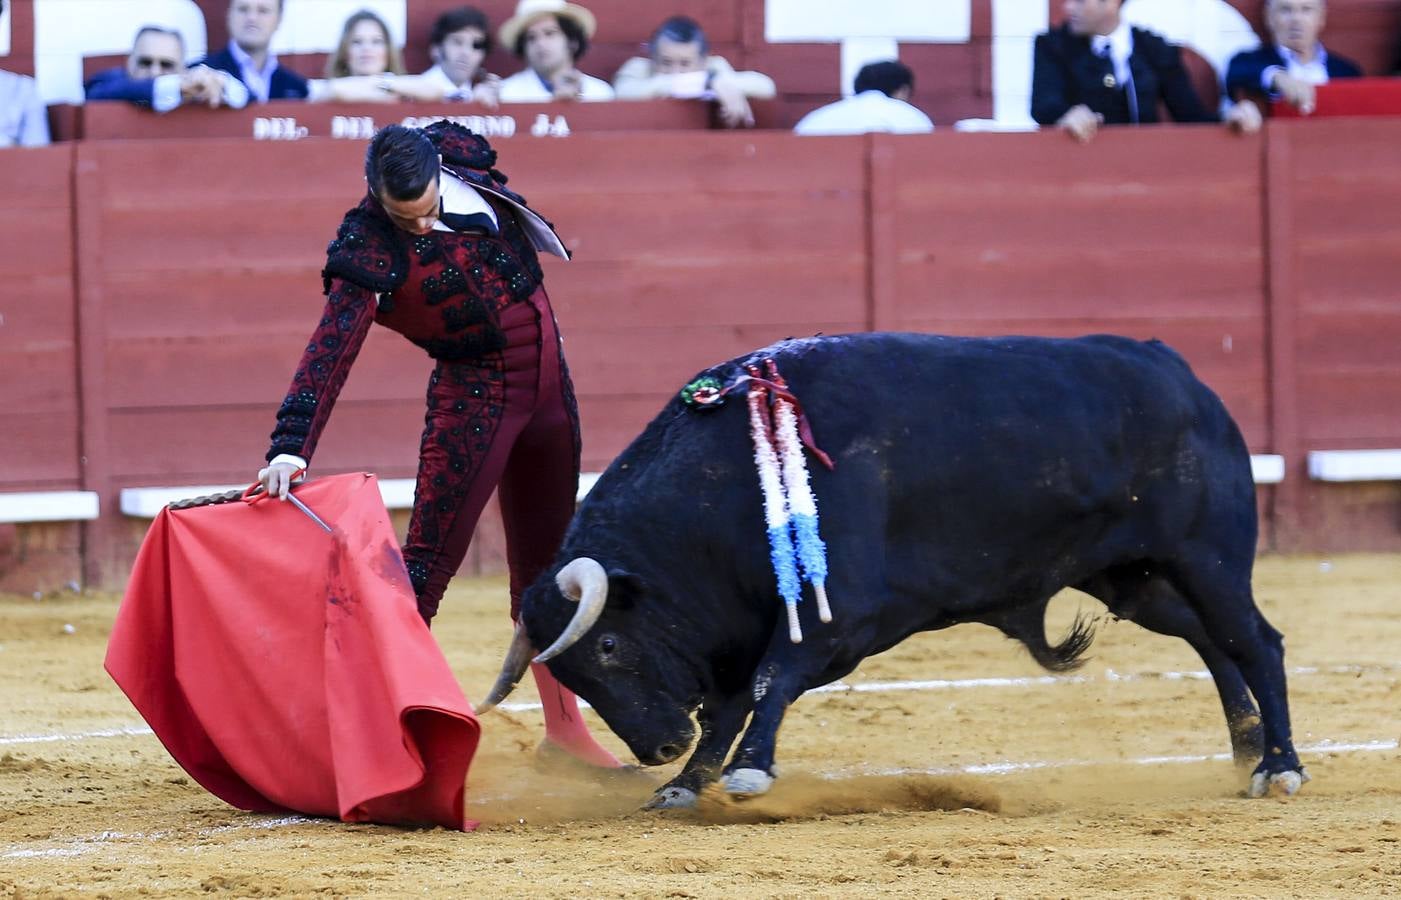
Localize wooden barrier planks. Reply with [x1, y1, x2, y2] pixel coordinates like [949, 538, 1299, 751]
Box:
[879, 127, 1271, 449]
[1284, 118, 1401, 449]
[0, 145, 80, 490]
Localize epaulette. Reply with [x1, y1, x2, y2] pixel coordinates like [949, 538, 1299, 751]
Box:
[424, 120, 531, 208]
[321, 200, 409, 293]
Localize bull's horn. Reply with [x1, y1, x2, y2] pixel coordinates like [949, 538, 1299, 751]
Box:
[533, 557, 608, 663]
[477, 623, 534, 713]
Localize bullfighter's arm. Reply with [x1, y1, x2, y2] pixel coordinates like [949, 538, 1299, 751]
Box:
[265, 278, 378, 465]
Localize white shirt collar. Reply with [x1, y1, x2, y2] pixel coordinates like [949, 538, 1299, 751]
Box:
[1090, 20, 1134, 84]
[432, 169, 498, 233]
[1276, 42, 1330, 82]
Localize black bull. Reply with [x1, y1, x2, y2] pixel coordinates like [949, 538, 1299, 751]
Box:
[483, 333, 1306, 807]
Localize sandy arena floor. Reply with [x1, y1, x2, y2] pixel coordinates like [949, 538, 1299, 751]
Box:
[2, 554, 1399, 898]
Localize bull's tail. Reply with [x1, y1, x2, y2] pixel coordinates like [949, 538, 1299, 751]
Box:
[987, 603, 1097, 672]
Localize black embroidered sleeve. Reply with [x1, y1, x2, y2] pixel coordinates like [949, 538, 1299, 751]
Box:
[265, 277, 378, 463]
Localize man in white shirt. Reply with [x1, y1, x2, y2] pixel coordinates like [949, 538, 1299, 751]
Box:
[0, 0, 49, 146]
[418, 6, 502, 105]
[496, 0, 614, 103]
[1225, 0, 1362, 115]
[613, 16, 775, 128]
[793, 61, 933, 137]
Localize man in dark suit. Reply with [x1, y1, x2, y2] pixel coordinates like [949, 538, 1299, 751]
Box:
[1226, 0, 1361, 116]
[86, 26, 249, 112]
[1032, 0, 1260, 142]
[196, 0, 309, 102]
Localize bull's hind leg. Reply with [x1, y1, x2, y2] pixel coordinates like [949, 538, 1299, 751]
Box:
[1079, 568, 1264, 763]
[1164, 547, 1306, 797]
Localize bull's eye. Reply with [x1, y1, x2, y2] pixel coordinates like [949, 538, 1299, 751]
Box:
[599, 635, 617, 656]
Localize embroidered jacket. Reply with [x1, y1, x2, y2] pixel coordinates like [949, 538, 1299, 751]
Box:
[266, 123, 567, 463]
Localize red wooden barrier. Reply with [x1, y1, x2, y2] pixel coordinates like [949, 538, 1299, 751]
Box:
[5, 119, 1401, 590]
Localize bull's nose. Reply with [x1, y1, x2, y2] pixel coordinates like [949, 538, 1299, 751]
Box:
[656, 743, 684, 763]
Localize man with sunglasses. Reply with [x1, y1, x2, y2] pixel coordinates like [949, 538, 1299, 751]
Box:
[86, 26, 249, 112]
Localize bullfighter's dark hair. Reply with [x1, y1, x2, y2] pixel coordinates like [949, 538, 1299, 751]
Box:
[648, 15, 709, 57]
[365, 125, 438, 202]
[854, 60, 914, 99]
[430, 6, 491, 52]
[513, 14, 589, 61]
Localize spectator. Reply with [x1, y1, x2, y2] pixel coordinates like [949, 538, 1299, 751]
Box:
[1032, 0, 1260, 142]
[0, 0, 50, 146]
[793, 61, 933, 136]
[613, 15, 775, 128]
[85, 26, 250, 112]
[497, 0, 614, 102]
[415, 6, 502, 106]
[1226, 0, 1362, 116]
[197, 0, 309, 102]
[306, 10, 413, 104]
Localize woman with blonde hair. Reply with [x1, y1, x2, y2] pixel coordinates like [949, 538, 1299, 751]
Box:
[325, 9, 406, 79]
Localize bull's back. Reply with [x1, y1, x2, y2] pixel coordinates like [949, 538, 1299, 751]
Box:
[755, 333, 1251, 587]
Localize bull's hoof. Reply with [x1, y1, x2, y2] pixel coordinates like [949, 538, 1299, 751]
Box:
[644, 786, 698, 810]
[1247, 767, 1309, 798]
[721, 768, 774, 797]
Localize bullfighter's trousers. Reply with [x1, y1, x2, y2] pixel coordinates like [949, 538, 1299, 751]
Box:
[401, 288, 580, 624]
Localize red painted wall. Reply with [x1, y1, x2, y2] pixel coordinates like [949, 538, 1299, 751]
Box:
[3, 120, 1401, 592]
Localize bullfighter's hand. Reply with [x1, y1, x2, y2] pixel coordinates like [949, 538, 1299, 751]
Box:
[257, 462, 301, 501]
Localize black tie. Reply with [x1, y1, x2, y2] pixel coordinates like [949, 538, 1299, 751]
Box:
[1098, 41, 1139, 124]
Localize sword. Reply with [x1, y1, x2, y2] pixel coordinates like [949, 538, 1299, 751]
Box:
[285, 490, 333, 534]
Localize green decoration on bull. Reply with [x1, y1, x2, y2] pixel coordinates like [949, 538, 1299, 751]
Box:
[680, 375, 726, 409]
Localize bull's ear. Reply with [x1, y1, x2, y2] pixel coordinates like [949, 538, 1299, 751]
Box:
[605, 569, 647, 610]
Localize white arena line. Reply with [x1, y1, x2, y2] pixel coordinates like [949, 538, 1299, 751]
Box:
[2, 663, 1398, 746]
[2, 816, 318, 860]
[837, 738, 1399, 780]
[0, 726, 155, 746]
[4, 738, 1396, 860]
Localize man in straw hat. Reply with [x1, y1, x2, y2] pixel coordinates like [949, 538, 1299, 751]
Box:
[497, 0, 615, 102]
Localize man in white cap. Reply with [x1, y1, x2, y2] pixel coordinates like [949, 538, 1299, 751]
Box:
[497, 0, 614, 102]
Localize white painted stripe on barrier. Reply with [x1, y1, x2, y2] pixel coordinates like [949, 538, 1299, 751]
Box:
[1307, 449, 1401, 482]
[3, 738, 1395, 860]
[0, 491, 99, 524]
[120, 473, 603, 517]
[1250, 454, 1285, 485]
[3, 663, 1396, 746]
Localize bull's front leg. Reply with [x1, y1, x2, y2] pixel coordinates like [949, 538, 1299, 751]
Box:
[644, 692, 751, 810]
[721, 643, 829, 798]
